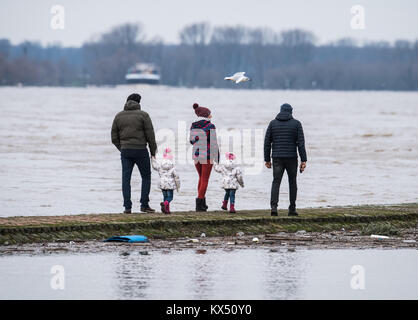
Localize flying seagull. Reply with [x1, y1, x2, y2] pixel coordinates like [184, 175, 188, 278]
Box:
[224, 72, 251, 84]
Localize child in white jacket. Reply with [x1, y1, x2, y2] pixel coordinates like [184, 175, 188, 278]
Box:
[214, 152, 244, 213]
[151, 148, 180, 214]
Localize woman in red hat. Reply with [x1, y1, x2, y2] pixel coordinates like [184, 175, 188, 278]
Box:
[189, 103, 220, 211]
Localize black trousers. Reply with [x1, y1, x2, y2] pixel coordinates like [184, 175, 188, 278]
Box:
[271, 157, 298, 210]
[121, 149, 151, 209]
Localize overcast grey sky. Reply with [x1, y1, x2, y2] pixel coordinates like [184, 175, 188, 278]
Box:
[1, 0, 417, 46]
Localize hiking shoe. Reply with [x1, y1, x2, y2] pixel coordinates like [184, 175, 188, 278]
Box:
[123, 209, 132, 214]
[140, 206, 156, 213]
[288, 211, 299, 216]
[271, 211, 278, 216]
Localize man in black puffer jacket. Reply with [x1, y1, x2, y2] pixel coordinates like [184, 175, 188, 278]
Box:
[264, 103, 307, 216]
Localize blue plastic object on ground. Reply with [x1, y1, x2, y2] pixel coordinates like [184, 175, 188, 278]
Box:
[103, 235, 149, 243]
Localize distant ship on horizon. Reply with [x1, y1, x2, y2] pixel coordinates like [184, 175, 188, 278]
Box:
[125, 63, 160, 85]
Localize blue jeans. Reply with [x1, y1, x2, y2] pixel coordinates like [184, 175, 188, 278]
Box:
[121, 149, 151, 209]
[162, 189, 174, 203]
[224, 189, 236, 204]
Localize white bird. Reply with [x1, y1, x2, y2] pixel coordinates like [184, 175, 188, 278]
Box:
[224, 72, 251, 84]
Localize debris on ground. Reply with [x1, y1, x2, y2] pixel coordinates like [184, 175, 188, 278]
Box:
[104, 235, 149, 243]
[265, 234, 312, 242]
[370, 234, 390, 239]
[1, 227, 416, 256]
[236, 232, 245, 237]
[200, 233, 206, 238]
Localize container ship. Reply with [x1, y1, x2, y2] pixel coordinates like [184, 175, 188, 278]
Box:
[125, 63, 160, 84]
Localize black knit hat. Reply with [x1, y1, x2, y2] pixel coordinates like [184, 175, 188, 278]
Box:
[280, 103, 293, 114]
[127, 93, 141, 103]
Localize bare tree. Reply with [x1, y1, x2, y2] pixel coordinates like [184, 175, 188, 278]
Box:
[279, 29, 316, 47]
[179, 22, 211, 46]
[247, 27, 279, 45]
[210, 25, 247, 44]
[101, 22, 145, 50]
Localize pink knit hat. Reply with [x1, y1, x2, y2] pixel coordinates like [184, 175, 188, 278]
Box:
[225, 152, 236, 160]
[163, 147, 173, 160]
[193, 103, 211, 118]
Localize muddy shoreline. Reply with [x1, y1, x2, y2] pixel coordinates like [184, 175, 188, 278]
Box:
[1, 227, 416, 256]
[1, 204, 417, 251]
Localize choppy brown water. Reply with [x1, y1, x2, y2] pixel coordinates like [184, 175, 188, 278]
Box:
[0, 86, 417, 216]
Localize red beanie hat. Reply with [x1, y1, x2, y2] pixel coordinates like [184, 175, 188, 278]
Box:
[193, 103, 211, 118]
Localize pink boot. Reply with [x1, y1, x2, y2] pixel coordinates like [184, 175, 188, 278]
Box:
[160, 202, 166, 214]
[230, 203, 236, 213]
[164, 200, 170, 214]
[221, 200, 228, 210]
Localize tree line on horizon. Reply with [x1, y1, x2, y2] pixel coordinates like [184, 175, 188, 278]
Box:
[0, 22, 417, 90]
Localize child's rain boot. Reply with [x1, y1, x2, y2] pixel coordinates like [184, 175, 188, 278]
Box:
[160, 202, 166, 214]
[229, 203, 236, 213]
[221, 200, 228, 210]
[164, 200, 170, 214]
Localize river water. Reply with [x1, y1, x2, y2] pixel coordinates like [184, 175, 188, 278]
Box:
[0, 248, 417, 299]
[0, 86, 417, 216]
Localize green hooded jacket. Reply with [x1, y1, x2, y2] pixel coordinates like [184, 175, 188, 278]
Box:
[111, 100, 157, 156]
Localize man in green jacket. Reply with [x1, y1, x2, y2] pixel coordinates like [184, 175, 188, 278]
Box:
[111, 93, 157, 213]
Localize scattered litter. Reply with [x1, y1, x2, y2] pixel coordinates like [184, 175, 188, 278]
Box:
[120, 251, 130, 256]
[296, 230, 306, 235]
[287, 248, 296, 252]
[252, 237, 259, 243]
[265, 235, 312, 242]
[69, 241, 75, 245]
[269, 249, 279, 253]
[187, 238, 199, 243]
[200, 233, 206, 238]
[104, 235, 149, 243]
[370, 234, 390, 239]
[139, 251, 149, 255]
[196, 249, 207, 254]
[227, 242, 235, 245]
[236, 232, 245, 237]
[341, 228, 345, 231]
[402, 239, 416, 243]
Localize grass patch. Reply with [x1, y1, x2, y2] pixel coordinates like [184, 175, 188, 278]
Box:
[360, 222, 401, 236]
